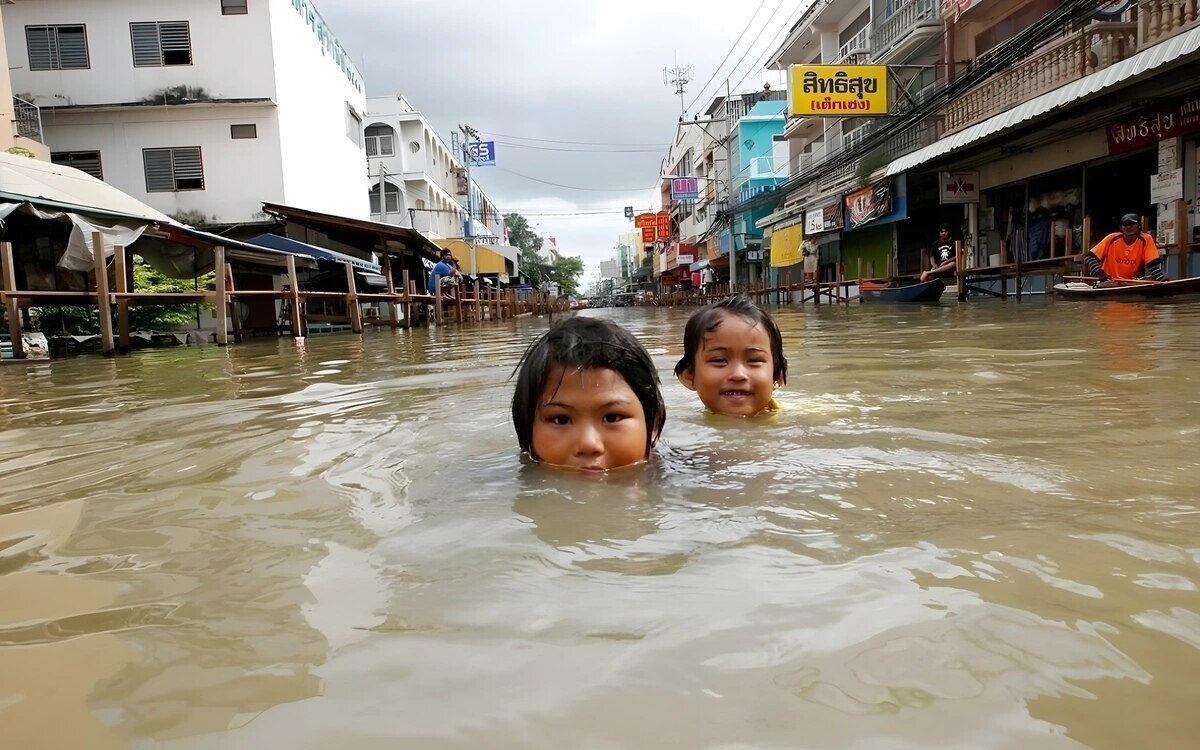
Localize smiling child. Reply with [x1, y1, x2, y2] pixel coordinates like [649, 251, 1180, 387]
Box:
[512, 316, 666, 472]
[674, 295, 787, 417]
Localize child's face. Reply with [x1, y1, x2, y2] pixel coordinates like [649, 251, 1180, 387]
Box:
[531, 366, 649, 472]
[679, 311, 777, 417]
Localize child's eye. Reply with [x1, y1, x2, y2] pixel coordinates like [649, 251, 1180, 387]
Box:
[706, 357, 727, 365]
[544, 414, 570, 426]
[603, 413, 628, 424]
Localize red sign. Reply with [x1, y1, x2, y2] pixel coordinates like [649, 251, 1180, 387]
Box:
[655, 210, 670, 241]
[1107, 92, 1200, 155]
[641, 226, 655, 243]
[634, 212, 656, 229]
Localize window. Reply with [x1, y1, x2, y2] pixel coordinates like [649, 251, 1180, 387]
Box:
[51, 151, 103, 180]
[364, 124, 395, 157]
[130, 21, 192, 67]
[143, 147, 204, 191]
[26, 25, 89, 71]
[369, 185, 401, 215]
[230, 124, 257, 139]
[221, 0, 249, 15]
[346, 104, 362, 146]
[409, 141, 421, 153]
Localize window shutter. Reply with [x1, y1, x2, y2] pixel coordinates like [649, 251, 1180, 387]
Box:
[369, 192, 382, 214]
[386, 191, 400, 213]
[131, 22, 161, 66]
[159, 22, 191, 65]
[26, 26, 57, 71]
[172, 147, 204, 189]
[53, 152, 104, 180]
[379, 134, 394, 156]
[56, 26, 88, 68]
[144, 148, 175, 191]
[365, 137, 378, 157]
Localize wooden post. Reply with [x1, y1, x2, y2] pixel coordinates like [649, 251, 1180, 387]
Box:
[225, 263, 242, 344]
[344, 261, 362, 333]
[1014, 236, 1023, 300]
[1175, 198, 1188, 279]
[956, 241, 966, 301]
[400, 269, 412, 329]
[214, 245, 228, 346]
[381, 251, 395, 327]
[286, 254, 302, 337]
[435, 284, 444, 325]
[1, 242, 24, 359]
[92, 232, 116, 356]
[114, 244, 130, 354]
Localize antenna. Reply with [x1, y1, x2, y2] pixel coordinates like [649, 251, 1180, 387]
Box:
[663, 64, 694, 117]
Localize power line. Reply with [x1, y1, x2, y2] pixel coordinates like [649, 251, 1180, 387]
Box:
[493, 140, 664, 154]
[479, 130, 667, 147]
[495, 165, 658, 193]
[683, 0, 773, 115]
[725, 0, 810, 96]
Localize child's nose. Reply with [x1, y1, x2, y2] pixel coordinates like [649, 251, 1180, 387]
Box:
[575, 424, 604, 455]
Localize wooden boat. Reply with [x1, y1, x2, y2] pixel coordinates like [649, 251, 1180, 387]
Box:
[1051, 276, 1200, 300]
[859, 277, 946, 303]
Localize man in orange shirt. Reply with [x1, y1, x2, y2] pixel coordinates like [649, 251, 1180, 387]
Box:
[1084, 213, 1167, 286]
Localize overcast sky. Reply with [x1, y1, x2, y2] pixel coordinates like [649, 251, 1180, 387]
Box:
[321, 0, 810, 283]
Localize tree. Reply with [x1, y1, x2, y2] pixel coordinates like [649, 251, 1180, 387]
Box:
[547, 255, 585, 297]
[504, 212, 548, 288]
[129, 256, 214, 330]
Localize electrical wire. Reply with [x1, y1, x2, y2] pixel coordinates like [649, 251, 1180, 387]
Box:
[478, 131, 667, 147]
[683, 0, 774, 114]
[494, 165, 658, 193]
[492, 140, 665, 154]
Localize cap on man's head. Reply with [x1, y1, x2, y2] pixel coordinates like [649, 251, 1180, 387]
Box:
[1120, 213, 1140, 224]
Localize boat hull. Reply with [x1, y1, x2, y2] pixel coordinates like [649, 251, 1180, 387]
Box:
[859, 278, 946, 303]
[1051, 276, 1200, 300]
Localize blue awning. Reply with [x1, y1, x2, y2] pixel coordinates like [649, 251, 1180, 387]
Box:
[245, 233, 380, 273]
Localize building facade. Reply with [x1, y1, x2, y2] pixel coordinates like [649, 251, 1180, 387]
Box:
[4, 0, 369, 224]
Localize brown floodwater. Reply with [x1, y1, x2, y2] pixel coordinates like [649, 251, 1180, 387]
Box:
[1, 298, 1198, 749]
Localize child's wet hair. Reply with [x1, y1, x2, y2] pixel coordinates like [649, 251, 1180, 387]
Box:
[512, 316, 666, 458]
[673, 295, 787, 384]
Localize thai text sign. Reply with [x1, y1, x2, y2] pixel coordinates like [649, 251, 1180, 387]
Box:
[789, 65, 889, 117]
[655, 211, 670, 241]
[804, 203, 843, 235]
[939, 171, 979, 204]
[1107, 91, 1200, 154]
[844, 180, 893, 230]
[1150, 168, 1183, 205]
[769, 221, 804, 268]
[671, 177, 699, 201]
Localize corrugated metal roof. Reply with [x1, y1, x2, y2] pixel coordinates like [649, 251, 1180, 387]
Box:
[885, 24, 1200, 177]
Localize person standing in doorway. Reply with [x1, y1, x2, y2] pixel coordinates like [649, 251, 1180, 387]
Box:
[920, 224, 957, 282]
[1085, 213, 1167, 286]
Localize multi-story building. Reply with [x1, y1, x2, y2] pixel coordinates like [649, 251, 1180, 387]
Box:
[362, 94, 516, 284]
[754, 0, 1200, 295]
[729, 96, 788, 285]
[4, 0, 368, 224]
[0, 5, 48, 161]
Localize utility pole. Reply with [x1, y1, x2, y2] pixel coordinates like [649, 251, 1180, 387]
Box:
[458, 124, 479, 279]
[726, 79, 736, 291]
[377, 162, 388, 224]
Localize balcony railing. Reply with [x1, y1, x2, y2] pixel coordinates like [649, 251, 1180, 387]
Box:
[944, 23, 1137, 133]
[1141, 0, 1200, 44]
[838, 25, 871, 62]
[873, 0, 940, 56]
[12, 96, 43, 143]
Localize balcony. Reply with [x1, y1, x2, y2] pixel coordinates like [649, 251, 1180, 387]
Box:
[838, 25, 871, 62]
[12, 96, 43, 143]
[872, 0, 942, 63]
[944, 22, 1138, 134]
[1141, 0, 1200, 45]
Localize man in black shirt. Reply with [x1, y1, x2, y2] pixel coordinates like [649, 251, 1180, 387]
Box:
[920, 224, 957, 282]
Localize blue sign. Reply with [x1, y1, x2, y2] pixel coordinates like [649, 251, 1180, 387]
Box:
[671, 177, 699, 201]
[466, 140, 496, 166]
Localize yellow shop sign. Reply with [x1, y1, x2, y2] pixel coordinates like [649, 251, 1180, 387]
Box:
[789, 65, 889, 116]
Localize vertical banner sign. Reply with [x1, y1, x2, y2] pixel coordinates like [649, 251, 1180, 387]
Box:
[634, 212, 656, 244]
[466, 141, 497, 166]
[655, 211, 670, 241]
[789, 65, 889, 117]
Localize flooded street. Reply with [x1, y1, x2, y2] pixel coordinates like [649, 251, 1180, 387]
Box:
[2, 299, 1199, 749]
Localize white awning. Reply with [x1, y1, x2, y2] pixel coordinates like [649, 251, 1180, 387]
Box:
[886, 23, 1200, 177]
[0, 150, 172, 223]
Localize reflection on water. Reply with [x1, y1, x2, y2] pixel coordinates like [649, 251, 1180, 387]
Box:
[2, 300, 1199, 749]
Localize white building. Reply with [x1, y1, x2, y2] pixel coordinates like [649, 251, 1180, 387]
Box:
[4, 0, 369, 224]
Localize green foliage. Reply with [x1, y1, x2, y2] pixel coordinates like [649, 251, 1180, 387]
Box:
[504, 212, 548, 287]
[130, 255, 213, 329]
[547, 256, 585, 297]
[169, 209, 215, 226]
[32, 306, 95, 334]
[6, 146, 36, 158]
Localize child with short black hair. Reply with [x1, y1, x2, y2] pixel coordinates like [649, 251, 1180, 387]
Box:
[674, 295, 787, 417]
[512, 316, 666, 472]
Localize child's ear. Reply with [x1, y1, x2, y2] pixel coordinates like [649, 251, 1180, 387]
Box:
[677, 368, 696, 391]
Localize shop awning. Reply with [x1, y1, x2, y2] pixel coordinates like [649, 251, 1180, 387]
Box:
[261, 201, 444, 261]
[244, 233, 381, 273]
[689, 258, 710, 272]
[0, 150, 171, 224]
[885, 23, 1200, 177]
